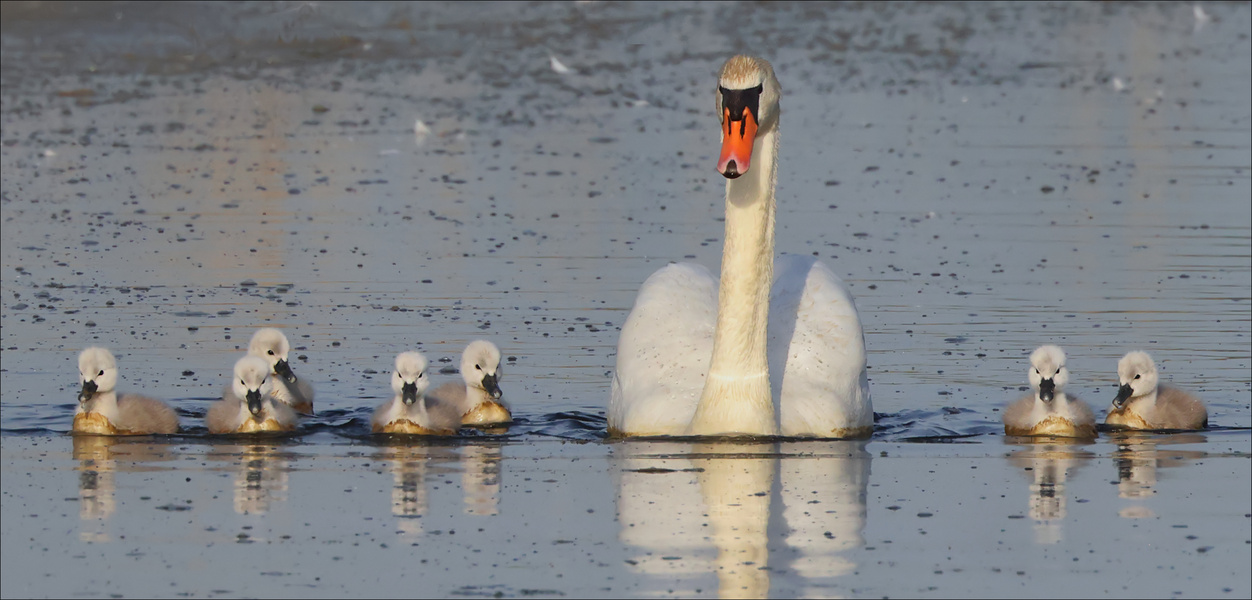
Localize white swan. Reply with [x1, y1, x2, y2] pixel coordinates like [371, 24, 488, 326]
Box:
[372, 351, 461, 435]
[207, 355, 298, 433]
[1106, 351, 1207, 430]
[1003, 345, 1096, 438]
[74, 347, 180, 435]
[427, 340, 511, 426]
[248, 328, 315, 414]
[609, 55, 872, 438]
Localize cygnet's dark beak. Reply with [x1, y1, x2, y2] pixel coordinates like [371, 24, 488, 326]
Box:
[274, 359, 298, 384]
[78, 380, 98, 403]
[1038, 378, 1055, 402]
[401, 381, 419, 406]
[1113, 383, 1133, 409]
[246, 388, 264, 416]
[481, 373, 502, 400]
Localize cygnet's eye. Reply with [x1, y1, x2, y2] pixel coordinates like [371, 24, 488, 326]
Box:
[98, 370, 105, 377]
[1134, 374, 1141, 379]
[475, 364, 482, 371]
[1034, 368, 1040, 374]
[268, 350, 275, 356]
[417, 371, 424, 379]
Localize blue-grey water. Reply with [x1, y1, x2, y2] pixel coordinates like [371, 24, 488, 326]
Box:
[2, 2, 1249, 598]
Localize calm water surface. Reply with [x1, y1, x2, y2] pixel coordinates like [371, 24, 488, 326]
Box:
[2, 2, 1249, 597]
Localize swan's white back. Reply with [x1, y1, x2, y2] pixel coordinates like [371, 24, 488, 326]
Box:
[610, 256, 871, 437]
[609, 263, 718, 436]
[768, 254, 871, 436]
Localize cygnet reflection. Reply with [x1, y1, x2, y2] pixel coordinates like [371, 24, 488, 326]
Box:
[1109, 431, 1208, 518]
[1006, 438, 1096, 545]
[374, 445, 451, 538]
[73, 435, 118, 542]
[461, 444, 503, 516]
[71, 436, 181, 542]
[205, 443, 291, 516]
[372, 442, 500, 539]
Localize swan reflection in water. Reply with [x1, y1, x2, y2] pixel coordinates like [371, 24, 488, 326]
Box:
[72, 436, 178, 542]
[1108, 431, 1207, 519]
[460, 444, 503, 516]
[613, 440, 871, 598]
[373, 442, 503, 538]
[73, 435, 119, 542]
[1005, 437, 1096, 545]
[204, 443, 292, 516]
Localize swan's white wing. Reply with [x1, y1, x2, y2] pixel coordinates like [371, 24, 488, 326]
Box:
[609, 263, 717, 436]
[769, 254, 872, 437]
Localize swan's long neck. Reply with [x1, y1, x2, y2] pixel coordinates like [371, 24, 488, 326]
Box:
[689, 125, 779, 436]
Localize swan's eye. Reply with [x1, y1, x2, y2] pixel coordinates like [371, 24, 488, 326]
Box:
[1134, 374, 1141, 379]
[98, 370, 105, 377]
[268, 350, 275, 356]
[1035, 368, 1040, 374]
[475, 364, 482, 371]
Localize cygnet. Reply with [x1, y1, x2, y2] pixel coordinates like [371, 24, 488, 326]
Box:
[1106, 351, 1207, 430]
[207, 355, 298, 433]
[372, 351, 461, 435]
[428, 340, 511, 426]
[1003, 345, 1096, 438]
[73, 347, 179, 435]
[248, 327, 315, 414]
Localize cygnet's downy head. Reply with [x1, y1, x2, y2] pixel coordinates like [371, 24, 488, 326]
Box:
[249, 328, 297, 384]
[715, 55, 781, 179]
[233, 355, 271, 416]
[78, 347, 119, 403]
[461, 340, 503, 400]
[1115, 351, 1159, 409]
[392, 351, 430, 406]
[1027, 345, 1069, 403]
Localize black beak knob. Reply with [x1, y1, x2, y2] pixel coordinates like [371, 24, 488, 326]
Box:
[274, 359, 298, 384]
[246, 389, 264, 416]
[1113, 383, 1133, 409]
[1038, 378, 1055, 402]
[481, 373, 502, 400]
[78, 380, 98, 403]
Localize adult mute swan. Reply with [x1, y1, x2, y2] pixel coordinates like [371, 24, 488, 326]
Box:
[1003, 345, 1096, 438]
[74, 347, 180, 435]
[1106, 351, 1207, 430]
[609, 55, 872, 438]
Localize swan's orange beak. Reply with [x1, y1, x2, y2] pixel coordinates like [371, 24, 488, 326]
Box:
[717, 107, 758, 179]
